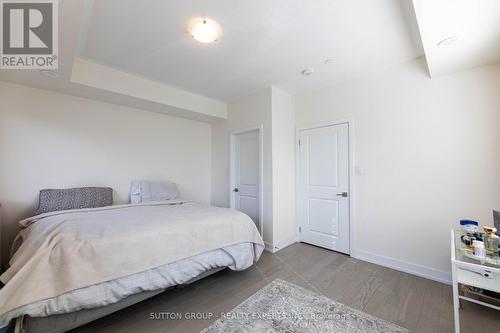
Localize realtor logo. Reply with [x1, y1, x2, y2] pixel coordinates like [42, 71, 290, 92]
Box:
[1, 0, 58, 69]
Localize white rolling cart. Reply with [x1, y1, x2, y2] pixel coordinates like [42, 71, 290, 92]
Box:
[451, 229, 500, 333]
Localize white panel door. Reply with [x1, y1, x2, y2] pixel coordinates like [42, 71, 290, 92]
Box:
[233, 130, 260, 232]
[298, 123, 350, 254]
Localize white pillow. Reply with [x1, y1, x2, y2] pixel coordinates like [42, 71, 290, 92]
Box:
[130, 181, 179, 204]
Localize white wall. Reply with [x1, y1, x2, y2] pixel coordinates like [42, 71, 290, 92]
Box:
[211, 88, 274, 244]
[0, 81, 211, 265]
[296, 58, 500, 279]
[271, 87, 297, 247]
[211, 87, 297, 249]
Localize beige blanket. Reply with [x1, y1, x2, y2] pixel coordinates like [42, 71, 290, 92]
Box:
[0, 201, 263, 325]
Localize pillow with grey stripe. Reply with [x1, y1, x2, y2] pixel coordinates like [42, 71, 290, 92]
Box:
[35, 187, 113, 215]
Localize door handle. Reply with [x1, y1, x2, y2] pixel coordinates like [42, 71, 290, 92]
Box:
[336, 192, 348, 197]
[233, 188, 239, 192]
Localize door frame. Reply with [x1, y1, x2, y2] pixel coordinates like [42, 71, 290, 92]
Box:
[296, 118, 356, 256]
[229, 125, 264, 237]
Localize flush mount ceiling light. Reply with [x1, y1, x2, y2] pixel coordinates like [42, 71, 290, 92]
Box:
[188, 18, 221, 43]
[301, 68, 314, 76]
[437, 36, 458, 48]
[39, 69, 59, 77]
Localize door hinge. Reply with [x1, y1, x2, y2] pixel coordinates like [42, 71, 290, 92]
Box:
[298, 140, 301, 147]
[299, 226, 301, 233]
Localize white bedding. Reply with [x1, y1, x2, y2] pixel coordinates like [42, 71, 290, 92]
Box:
[6, 243, 258, 324]
[0, 201, 264, 328]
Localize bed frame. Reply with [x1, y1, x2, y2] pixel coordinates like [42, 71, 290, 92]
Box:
[13, 267, 225, 333]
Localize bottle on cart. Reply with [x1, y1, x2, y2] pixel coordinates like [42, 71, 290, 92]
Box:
[483, 226, 499, 257]
[473, 240, 486, 258]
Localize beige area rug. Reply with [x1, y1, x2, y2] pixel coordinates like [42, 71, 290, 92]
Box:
[201, 279, 411, 333]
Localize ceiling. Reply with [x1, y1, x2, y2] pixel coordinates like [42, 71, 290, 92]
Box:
[82, 0, 423, 101]
[0, 0, 499, 122]
[413, 0, 500, 77]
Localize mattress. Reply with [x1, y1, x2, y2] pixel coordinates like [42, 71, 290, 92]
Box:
[22, 242, 256, 333]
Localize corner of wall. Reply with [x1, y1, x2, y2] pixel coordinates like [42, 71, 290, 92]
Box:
[270, 87, 297, 247]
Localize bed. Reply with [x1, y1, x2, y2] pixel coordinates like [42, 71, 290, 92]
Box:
[0, 200, 264, 333]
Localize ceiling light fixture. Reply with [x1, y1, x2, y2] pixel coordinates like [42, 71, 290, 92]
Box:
[437, 36, 458, 48]
[301, 68, 314, 76]
[39, 69, 59, 77]
[188, 18, 221, 43]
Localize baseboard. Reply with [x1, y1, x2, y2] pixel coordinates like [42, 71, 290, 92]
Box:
[352, 249, 452, 285]
[264, 242, 275, 253]
[264, 236, 299, 254]
[275, 236, 299, 252]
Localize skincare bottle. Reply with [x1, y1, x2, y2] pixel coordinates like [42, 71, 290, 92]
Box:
[483, 226, 499, 256]
[473, 240, 486, 258]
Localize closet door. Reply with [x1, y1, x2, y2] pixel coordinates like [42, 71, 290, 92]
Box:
[298, 123, 350, 254]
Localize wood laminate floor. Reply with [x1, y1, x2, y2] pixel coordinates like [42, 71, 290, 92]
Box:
[74, 243, 499, 333]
